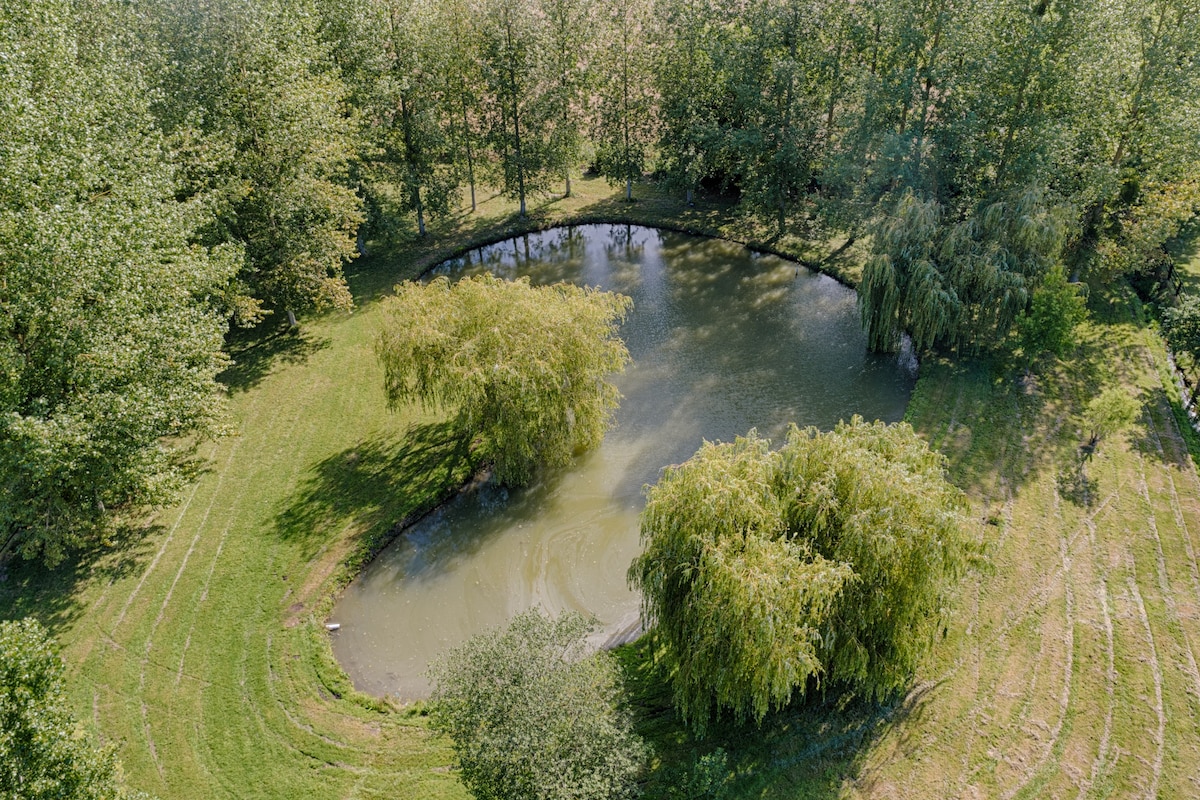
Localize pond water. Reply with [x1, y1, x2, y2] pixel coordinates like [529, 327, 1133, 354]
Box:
[330, 224, 916, 699]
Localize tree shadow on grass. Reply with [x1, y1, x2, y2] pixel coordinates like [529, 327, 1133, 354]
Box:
[1131, 382, 1200, 471]
[1167, 219, 1200, 292]
[272, 421, 474, 562]
[616, 638, 920, 799]
[0, 520, 163, 635]
[219, 322, 331, 394]
[1056, 453, 1100, 508]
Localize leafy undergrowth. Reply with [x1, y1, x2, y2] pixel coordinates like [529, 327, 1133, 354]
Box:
[4, 178, 1200, 798]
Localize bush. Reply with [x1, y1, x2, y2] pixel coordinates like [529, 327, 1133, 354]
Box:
[428, 610, 648, 800]
[1017, 265, 1088, 359]
[1083, 387, 1140, 448]
[0, 618, 142, 799]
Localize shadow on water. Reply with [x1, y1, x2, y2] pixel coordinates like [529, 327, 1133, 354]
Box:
[272, 422, 473, 561]
[617, 638, 919, 799]
[218, 323, 331, 394]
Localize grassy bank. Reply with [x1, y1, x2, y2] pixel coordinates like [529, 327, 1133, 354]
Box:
[3, 177, 1200, 798]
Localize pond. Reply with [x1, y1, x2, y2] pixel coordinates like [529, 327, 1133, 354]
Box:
[330, 224, 916, 699]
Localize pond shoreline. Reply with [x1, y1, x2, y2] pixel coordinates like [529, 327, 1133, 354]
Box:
[324, 219, 902, 700]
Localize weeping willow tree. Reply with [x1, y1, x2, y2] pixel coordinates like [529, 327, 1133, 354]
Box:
[376, 274, 631, 486]
[629, 419, 973, 734]
[860, 188, 1069, 352]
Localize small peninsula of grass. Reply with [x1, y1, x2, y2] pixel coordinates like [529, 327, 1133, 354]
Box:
[4, 178, 1200, 798]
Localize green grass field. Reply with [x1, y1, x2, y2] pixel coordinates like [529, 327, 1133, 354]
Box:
[4, 177, 1200, 798]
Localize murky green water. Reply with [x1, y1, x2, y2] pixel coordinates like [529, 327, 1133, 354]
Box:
[330, 224, 916, 698]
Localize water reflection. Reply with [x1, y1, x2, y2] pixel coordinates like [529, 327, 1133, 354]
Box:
[330, 225, 916, 699]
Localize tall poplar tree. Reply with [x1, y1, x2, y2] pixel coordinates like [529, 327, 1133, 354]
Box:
[541, 0, 595, 197]
[478, 0, 553, 216]
[653, 0, 727, 205]
[145, 0, 363, 326]
[733, 0, 824, 235]
[431, 0, 485, 212]
[1074, 0, 1200, 272]
[594, 0, 658, 201]
[378, 0, 460, 237]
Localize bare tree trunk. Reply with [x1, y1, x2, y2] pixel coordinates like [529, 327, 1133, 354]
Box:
[399, 93, 427, 237]
[504, 14, 527, 217]
[622, 12, 633, 202]
[461, 99, 477, 212]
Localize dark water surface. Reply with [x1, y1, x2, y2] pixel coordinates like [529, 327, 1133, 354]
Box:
[330, 224, 916, 698]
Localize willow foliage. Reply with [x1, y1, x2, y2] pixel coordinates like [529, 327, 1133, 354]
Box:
[377, 274, 631, 486]
[861, 188, 1068, 353]
[630, 419, 972, 733]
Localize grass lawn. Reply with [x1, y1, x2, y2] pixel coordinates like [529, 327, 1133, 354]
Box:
[4, 177, 1200, 798]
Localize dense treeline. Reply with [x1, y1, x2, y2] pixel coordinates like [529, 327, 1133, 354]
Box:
[1, 0, 1197, 562]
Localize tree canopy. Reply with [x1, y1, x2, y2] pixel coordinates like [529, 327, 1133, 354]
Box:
[630, 419, 973, 733]
[1083, 387, 1140, 448]
[376, 274, 631, 486]
[1161, 293, 1200, 361]
[3, 0, 1196, 560]
[143, 0, 363, 325]
[428, 610, 648, 800]
[0, 618, 142, 799]
[0, 0, 234, 565]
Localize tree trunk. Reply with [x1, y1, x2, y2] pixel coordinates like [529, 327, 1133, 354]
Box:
[461, 99, 477, 212]
[399, 92, 427, 237]
[286, 309, 297, 328]
[824, 32, 846, 144]
[686, 187, 694, 206]
[1111, 1, 1169, 170]
[622, 14, 633, 203]
[504, 14, 527, 217]
[911, 2, 947, 184]
[995, 57, 1034, 184]
[0, 528, 20, 563]
[416, 188, 426, 237]
[777, 22, 798, 238]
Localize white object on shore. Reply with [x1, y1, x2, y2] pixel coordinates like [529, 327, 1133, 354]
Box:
[324, 622, 341, 631]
